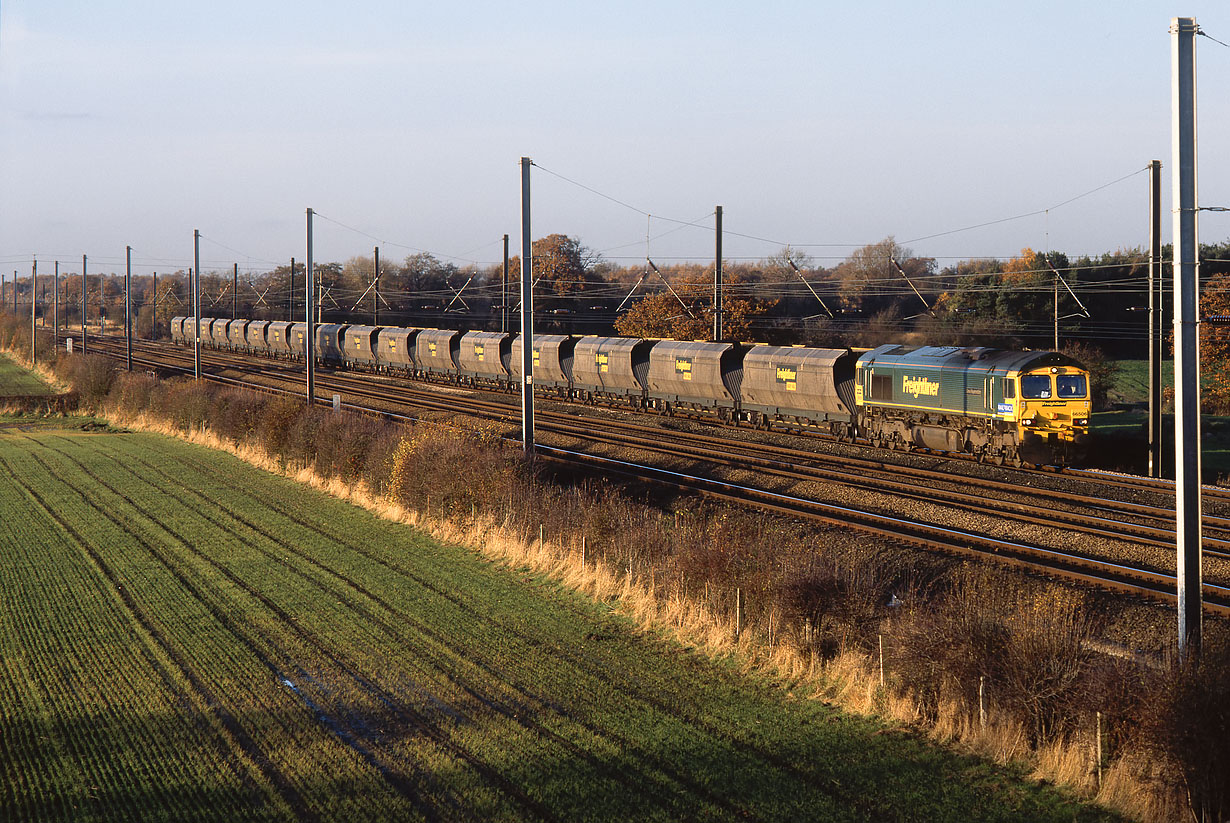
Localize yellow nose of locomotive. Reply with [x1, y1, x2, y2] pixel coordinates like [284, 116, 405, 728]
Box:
[1016, 366, 1091, 461]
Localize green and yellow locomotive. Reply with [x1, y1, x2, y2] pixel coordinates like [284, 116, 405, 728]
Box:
[854, 344, 1091, 465]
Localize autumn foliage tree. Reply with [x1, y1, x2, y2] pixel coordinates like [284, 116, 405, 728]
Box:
[1199, 272, 1230, 413]
[614, 268, 773, 341]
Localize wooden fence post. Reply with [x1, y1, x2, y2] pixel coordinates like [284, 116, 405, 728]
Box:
[878, 635, 885, 688]
[735, 587, 743, 641]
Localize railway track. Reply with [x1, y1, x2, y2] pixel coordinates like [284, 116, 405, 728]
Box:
[64, 330, 1230, 616]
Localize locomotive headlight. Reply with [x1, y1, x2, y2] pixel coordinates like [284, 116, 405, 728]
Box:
[1022, 417, 1035, 426]
[1075, 418, 1089, 426]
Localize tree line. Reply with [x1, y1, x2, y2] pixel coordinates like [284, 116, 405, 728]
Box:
[6, 234, 1230, 363]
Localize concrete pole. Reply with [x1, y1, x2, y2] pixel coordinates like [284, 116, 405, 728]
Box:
[1171, 16, 1202, 660]
[125, 247, 132, 371]
[30, 257, 36, 367]
[713, 206, 724, 341]
[81, 255, 88, 354]
[288, 257, 295, 321]
[1148, 159, 1163, 479]
[373, 246, 380, 326]
[53, 261, 59, 339]
[151, 272, 157, 339]
[306, 209, 315, 405]
[502, 233, 509, 334]
[232, 263, 238, 321]
[520, 158, 535, 459]
[1054, 274, 1059, 350]
[194, 231, 202, 380]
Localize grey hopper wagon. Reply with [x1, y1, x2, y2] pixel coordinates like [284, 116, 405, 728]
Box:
[415, 329, 462, 378]
[644, 340, 743, 417]
[740, 346, 858, 437]
[227, 319, 251, 350]
[457, 331, 513, 386]
[266, 321, 295, 357]
[245, 320, 271, 354]
[205, 318, 230, 348]
[315, 324, 350, 365]
[286, 322, 309, 357]
[376, 327, 421, 372]
[342, 325, 382, 370]
[571, 336, 652, 403]
[510, 334, 576, 392]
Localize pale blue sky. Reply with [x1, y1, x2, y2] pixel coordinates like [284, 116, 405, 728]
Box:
[2, 1, 1229, 276]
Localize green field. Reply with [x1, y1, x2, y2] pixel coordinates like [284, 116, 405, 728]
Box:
[1103, 358, 1170, 406]
[0, 419, 1116, 822]
[0, 351, 56, 396]
[1096, 359, 1230, 477]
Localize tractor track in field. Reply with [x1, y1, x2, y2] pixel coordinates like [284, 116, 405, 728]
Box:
[98, 435, 899, 820]
[0, 446, 315, 822]
[29, 437, 535, 823]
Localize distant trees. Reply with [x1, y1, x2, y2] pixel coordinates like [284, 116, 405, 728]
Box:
[52, 230, 1230, 358]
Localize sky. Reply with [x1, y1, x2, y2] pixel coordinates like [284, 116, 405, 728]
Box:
[2, 1, 1230, 278]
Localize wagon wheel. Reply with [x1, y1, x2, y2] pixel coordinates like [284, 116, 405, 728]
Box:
[1010, 455, 1023, 468]
[992, 454, 1004, 466]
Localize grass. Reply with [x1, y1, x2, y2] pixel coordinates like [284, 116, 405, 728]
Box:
[1103, 359, 1172, 407]
[0, 351, 57, 396]
[1098, 358, 1230, 478]
[0, 416, 1120, 822]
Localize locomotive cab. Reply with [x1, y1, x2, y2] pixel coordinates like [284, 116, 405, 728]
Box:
[1011, 364, 1091, 463]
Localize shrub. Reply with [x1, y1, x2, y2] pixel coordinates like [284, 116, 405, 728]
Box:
[387, 423, 520, 519]
[256, 395, 307, 459]
[210, 387, 268, 446]
[104, 372, 156, 418]
[52, 353, 117, 407]
[1131, 639, 1230, 820]
[890, 566, 1096, 740]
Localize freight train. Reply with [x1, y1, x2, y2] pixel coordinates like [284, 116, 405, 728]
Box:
[171, 316, 1091, 466]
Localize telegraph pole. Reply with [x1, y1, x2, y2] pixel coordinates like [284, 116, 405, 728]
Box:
[520, 158, 535, 459]
[151, 272, 157, 339]
[1172, 16, 1202, 660]
[125, 246, 133, 371]
[713, 205, 724, 341]
[1148, 159, 1163, 479]
[306, 209, 316, 405]
[194, 231, 202, 380]
[53, 261, 59, 341]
